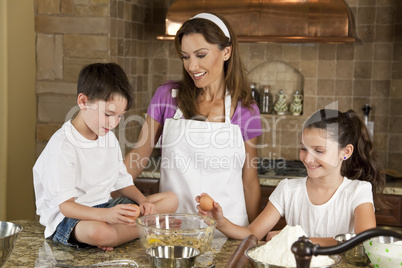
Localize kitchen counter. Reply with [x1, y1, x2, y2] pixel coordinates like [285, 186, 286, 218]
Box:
[4, 220, 368, 268]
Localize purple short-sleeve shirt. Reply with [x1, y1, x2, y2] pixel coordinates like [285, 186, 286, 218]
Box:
[147, 81, 263, 141]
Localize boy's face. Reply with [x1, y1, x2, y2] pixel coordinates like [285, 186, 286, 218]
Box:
[78, 93, 127, 138]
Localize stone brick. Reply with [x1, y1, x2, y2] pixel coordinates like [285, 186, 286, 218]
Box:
[75, 5, 110, 16]
[35, 16, 108, 34]
[61, 0, 74, 14]
[63, 34, 109, 51]
[37, 0, 60, 14]
[65, 50, 109, 59]
[38, 94, 77, 123]
[36, 81, 76, 95]
[90, 0, 109, 4]
[36, 34, 63, 80]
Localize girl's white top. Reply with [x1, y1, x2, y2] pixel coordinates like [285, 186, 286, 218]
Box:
[269, 177, 373, 237]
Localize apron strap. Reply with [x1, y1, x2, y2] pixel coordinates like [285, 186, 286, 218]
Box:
[173, 89, 231, 122]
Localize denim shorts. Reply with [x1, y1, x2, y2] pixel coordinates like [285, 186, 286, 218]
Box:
[51, 196, 137, 248]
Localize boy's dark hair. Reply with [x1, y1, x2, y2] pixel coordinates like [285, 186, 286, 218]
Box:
[77, 63, 133, 110]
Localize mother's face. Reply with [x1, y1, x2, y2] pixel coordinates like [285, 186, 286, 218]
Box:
[180, 33, 231, 90]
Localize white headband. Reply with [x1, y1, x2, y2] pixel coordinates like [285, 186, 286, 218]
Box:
[191, 13, 231, 41]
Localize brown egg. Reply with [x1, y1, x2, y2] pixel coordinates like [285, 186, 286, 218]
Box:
[199, 194, 214, 211]
[126, 204, 141, 220]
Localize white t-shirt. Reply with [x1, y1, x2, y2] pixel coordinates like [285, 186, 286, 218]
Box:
[269, 177, 373, 238]
[33, 120, 134, 238]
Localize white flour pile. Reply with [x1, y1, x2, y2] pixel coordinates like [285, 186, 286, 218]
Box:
[248, 225, 335, 267]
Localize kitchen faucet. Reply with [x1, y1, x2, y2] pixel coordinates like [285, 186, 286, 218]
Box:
[291, 226, 402, 268]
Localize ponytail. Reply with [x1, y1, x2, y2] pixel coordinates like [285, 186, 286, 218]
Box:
[342, 110, 387, 210]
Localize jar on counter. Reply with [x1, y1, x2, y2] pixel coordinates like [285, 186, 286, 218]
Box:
[260, 85, 273, 114]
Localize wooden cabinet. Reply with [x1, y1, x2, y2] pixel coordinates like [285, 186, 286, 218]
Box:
[260, 185, 402, 229]
[375, 194, 402, 227]
[135, 177, 160, 196]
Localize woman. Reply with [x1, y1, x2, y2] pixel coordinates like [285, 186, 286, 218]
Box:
[125, 13, 262, 226]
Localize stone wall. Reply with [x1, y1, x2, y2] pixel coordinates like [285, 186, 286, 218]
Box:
[34, 0, 402, 173]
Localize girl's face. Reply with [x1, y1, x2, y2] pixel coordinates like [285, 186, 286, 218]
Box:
[180, 33, 230, 90]
[79, 93, 127, 139]
[300, 128, 344, 179]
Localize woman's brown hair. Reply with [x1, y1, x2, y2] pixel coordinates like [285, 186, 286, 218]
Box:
[303, 109, 387, 210]
[174, 13, 253, 119]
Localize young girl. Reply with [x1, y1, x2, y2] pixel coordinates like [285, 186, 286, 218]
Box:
[196, 109, 386, 246]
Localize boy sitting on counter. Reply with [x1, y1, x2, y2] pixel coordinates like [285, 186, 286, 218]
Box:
[33, 63, 178, 251]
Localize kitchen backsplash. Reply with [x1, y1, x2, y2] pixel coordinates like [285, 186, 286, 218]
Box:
[34, 0, 402, 173]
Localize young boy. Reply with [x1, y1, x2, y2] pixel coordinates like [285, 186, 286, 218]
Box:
[33, 63, 178, 251]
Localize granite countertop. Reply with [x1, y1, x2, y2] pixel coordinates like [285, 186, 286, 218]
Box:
[4, 220, 367, 268]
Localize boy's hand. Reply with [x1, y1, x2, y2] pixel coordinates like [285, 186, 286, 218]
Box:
[195, 195, 224, 224]
[139, 201, 155, 216]
[104, 204, 138, 225]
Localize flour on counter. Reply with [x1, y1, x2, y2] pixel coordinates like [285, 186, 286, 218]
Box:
[248, 225, 335, 267]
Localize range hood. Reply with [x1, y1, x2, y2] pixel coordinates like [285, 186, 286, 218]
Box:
[157, 0, 356, 44]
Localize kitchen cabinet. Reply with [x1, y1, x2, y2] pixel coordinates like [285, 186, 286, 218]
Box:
[260, 185, 402, 229]
[135, 177, 160, 196]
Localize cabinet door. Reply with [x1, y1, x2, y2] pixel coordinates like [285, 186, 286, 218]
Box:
[135, 177, 160, 196]
[375, 194, 402, 227]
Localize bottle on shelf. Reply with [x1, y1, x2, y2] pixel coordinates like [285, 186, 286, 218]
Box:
[260, 85, 273, 114]
[289, 90, 303, 116]
[250, 83, 260, 108]
[273, 89, 288, 115]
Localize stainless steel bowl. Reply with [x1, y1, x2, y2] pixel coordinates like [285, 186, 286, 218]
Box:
[146, 245, 200, 268]
[245, 246, 341, 268]
[334, 233, 370, 266]
[0, 221, 23, 267]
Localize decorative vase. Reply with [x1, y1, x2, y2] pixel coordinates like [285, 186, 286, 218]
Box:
[289, 91, 303, 116]
[274, 90, 288, 115]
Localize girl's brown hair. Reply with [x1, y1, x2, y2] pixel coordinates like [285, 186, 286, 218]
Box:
[174, 13, 253, 119]
[303, 109, 387, 210]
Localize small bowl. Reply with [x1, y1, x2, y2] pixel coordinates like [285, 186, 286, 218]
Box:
[363, 236, 402, 268]
[0, 221, 23, 267]
[245, 246, 341, 268]
[335, 233, 370, 266]
[136, 213, 216, 254]
[146, 245, 200, 268]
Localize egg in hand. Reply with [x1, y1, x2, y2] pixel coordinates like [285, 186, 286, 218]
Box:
[199, 194, 214, 211]
[126, 204, 141, 220]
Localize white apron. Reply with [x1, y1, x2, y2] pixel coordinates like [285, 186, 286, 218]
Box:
[160, 91, 249, 227]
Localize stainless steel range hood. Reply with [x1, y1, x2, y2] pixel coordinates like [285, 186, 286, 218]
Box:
[157, 0, 356, 44]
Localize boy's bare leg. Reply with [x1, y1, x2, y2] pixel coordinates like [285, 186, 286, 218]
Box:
[147, 191, 178, 213]
[73, 221, 139, 251]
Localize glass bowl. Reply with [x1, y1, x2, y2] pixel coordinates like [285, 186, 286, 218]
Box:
[136, 213, 216, 254]
[363, 236, 402, 268]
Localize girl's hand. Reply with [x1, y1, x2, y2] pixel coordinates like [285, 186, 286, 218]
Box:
[265, 230, 280, 241]
[139, 201, 156, 216]
[195, 195, 224, 224]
